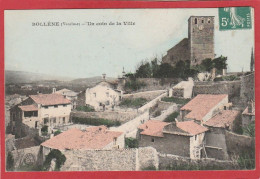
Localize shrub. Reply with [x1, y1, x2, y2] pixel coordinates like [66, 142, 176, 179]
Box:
[76, 105, 95, 112]
[72, 117, 121, 127]
[6, 152, 14, 171]
[237, 147, 255, 170]
[161, 97, 190, 105]
[243, 123, 255, 137]
[125, 137, 138, 148]
[43, 149, 66, 171]
[119, 98, 147, 108]
[164, 112, 179, 122]
[54, 130, 62, 136]
[41, 125, 48, 133]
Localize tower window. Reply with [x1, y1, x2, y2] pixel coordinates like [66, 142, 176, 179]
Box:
[202, 19, 204, 23]
[195, 18, 197, 24]
[151, 138, 155, 142]
[208, 18, 211, 23]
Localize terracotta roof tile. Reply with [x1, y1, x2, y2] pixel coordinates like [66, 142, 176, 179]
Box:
[138, 120, 170, 137]
[30, 94, 71, 106]
[205, 110, 240, 128]
[181, 94, 228, 121]
[41, 126, 123, 150]
[176, 120, 208, 135]
[19, 104, 38, 111]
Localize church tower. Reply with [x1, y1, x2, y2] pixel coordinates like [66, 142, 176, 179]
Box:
[188, 16, 215, 66]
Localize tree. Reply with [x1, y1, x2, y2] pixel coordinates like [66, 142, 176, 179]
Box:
[157, 63, 175, 78]
[200, 58, 213, 72]
[135, 61, 152, 78]
[212, 55, 227, 70]
[43, 149, 66, 171]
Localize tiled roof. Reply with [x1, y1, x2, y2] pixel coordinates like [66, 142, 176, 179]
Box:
[41, 126, 123, 150]
[181, 94, 228, 121]
[176, 120, 208, 135]
[19, 104, 38, 111]
[30, 94, 71, 106]
[205, 110, 240, 128]
[138, 120, 170, 137]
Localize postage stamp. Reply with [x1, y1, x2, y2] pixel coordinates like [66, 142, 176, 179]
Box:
[219, 7, 252, 30]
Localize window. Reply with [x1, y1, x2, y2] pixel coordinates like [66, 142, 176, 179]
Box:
[106, 101, 110, 105]
[63, 104, 67, 107]
[202, 19, 204, 23]
[195, 18, 197, 24]
[43, 106, 48, 109]
[63, 117, 66, 123]
[208, 18, 211, 23]
[54, 105, 58, 108]
[195, 135, 197, 141]
[151, 138, 155, 142]
[224, 106, 227, 110]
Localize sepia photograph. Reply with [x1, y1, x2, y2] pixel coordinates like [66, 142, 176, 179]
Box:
[4, 7, 255, 172]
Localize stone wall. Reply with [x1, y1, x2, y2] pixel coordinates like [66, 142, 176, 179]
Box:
[240, 72, 255, 102]
[71, 110, 138, 123]
[11, 145, 43, 170]
[138, 133, 190, 157]
[75, 90, 86, 107]
[138, 92, 167, 113]
[60, 147, 159, 171]
[193, 81, 241, 99]
[158, 153, 239, 170]
[225, 131, 255, 157]
[162, 38, 190, 66]
[129, 78, 180, 92]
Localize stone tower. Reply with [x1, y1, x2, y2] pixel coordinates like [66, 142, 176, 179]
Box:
[188, 16, 215, 66]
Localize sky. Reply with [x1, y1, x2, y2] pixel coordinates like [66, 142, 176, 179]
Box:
[5, 8, 254, 78]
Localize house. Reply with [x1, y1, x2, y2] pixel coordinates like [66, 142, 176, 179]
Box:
[85, 74, 122, 111]
[41, 126, 124, 155]
[169, 77, 194, 98]
[242, 101, 255, 127]
[10, 93, 72, 137]
[54, 88, 78, 109]
[180, 94, 229, 123]
[138, 120, 208, 159]
[204, 110, 241, 160]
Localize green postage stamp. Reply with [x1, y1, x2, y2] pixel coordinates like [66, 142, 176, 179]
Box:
[219, 7, 252, 30]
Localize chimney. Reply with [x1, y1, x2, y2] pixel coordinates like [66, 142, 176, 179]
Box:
[248, 101, 252, 113]
[53, 88, 56, 93]
[102, 73, 106, 81]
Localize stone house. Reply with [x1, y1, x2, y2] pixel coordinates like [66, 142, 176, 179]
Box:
[85, 77, 122, 111]
[10, 93, 72, 137]
[180, 94, 229, 123]
[54, 88, 78, 109]
[242, 101, 255, 127]
[204, 110, 241, 160]
[41, 126, 124, 156]
[137, 120, 208, 159]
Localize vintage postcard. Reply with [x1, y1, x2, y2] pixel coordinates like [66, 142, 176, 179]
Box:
[3, 6, 256, 175]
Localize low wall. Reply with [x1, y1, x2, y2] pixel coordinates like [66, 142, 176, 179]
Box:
[138, 92, 167, 113]
[110, 111, 149, 138]
[60, 147, 158, 171]
[225, 131, 255, 156]
[71, 110, 138, 123]
[193, 81, 241, 99]
[11, 146, 43, 170]
[172, 88, 184, 98]
[158, 153, 239, 170]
